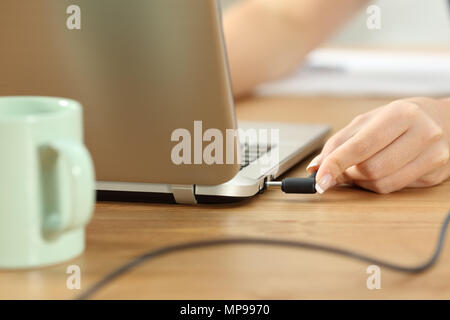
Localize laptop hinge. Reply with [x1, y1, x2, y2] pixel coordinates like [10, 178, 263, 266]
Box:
[170, 184, 197, 204]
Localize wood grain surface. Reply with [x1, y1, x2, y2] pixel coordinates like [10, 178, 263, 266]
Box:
[1, 96, 449, 299]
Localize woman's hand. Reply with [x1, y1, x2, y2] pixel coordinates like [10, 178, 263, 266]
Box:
[308, 97, 450, 194]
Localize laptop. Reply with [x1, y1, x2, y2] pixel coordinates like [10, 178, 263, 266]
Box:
[0, 0, 329, 204]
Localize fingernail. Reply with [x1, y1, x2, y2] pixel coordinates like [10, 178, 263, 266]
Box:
[306, 155, 321, 173]
[315, 174, 335, 194]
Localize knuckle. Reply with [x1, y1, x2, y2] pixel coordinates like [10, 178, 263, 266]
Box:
[323, 133, 349, 155]
[325, 136, 344, 151]
[418, 175, 439, 187]
[369, 180, 391, 194]
[390, 100, 421, 120]
[429, 126, 444, 143]
[418, 125, 443, 145]
[402, 102, 421, 119]
[386, 99, 405, 111]
[408, 97, 433, 105]
[435, 146, 450, 167]
[357, 161, 382, 180]
[351, 137, 371, 157]
[350, 114, 367, 126]
[326, 154, 346, 175]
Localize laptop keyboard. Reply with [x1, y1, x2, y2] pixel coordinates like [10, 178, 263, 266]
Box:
[240, 142, 273, 169]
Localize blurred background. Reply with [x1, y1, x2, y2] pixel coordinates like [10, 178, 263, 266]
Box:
[220, 0, 450, 97]
[221, 0, 450, 47]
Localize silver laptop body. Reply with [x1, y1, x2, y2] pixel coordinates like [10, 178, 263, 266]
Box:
[1, 0, 329, 204]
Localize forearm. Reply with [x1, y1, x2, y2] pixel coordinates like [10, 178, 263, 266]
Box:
[223, 0, 366, 97]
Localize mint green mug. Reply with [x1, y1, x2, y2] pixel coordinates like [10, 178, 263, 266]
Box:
[0, 97, 95, 269]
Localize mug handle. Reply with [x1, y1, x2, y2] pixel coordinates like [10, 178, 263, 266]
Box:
[43, 140, 95, 235]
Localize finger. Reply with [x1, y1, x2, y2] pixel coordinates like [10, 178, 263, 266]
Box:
[408, 150, 450, 188]
[354, 141, 449, 194]
[306, 154, 322, 173]
[336, 170, 354, 185]
[315, 101, 417, 193]
[408, 166, 450, 188]
[344, 116, 443, 181]
[305, 110, 376, 173]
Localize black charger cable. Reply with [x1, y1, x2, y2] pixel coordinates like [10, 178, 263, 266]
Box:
[265, 172, 318, 194]
[77, 211, 450, 300]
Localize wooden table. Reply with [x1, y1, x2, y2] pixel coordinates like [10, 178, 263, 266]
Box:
[1, 96, 449, 299]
